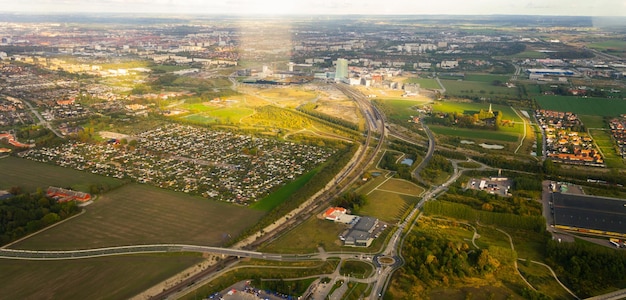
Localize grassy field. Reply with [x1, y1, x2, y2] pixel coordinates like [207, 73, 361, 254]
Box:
[0, 157, 125, 193]
[579, 115, 606, 129]
[588, 40, 626, 51]
[430, 125, 519, 143]
[589, 129, 624, 168]
[518, 261, 576, 300]
[376, 98, 431, 123]
[404, 78, 441, 89]
[378, 179, 424, 196]
[440, 79, 518, 98]
[432, 101, 522, 122]
[340, 260, 374, 278]
[361, 190, 420, 223]
[251, 168, 320, 211]
[0, 253, 203, 299]
[12, 184, 264, 250]
[508, 50, 549, 59]
[260, 216, 346, 254]
[463, 74, 510, 83]
[536, 96, 626, 117]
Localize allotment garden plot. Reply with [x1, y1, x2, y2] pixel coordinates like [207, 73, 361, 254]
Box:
[20, 123, 334, 205]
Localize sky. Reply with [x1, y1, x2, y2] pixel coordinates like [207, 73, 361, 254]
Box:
[0, 0, 625, 16]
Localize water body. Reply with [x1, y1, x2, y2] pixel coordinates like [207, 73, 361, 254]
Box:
[401, 158, 414, 166]
[479, 143, 505, 149]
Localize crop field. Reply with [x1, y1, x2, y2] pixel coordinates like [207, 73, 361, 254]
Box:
[251, 168, 319, 211]
[361, 189, 419, 223]
[430, 125, 519, 142]
[535, 96, 626, 117]
[12, 184, 264, 250]
[440, 79, 518, 98]
[404, 77, 441, 89]
[0, 157, 125, 193]
[0, 253, 203, 300]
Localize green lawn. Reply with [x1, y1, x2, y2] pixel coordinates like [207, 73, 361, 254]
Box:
[432, 101, 522, 122]
[463, 74, 510, 83]
[12, 184, 264, 250]
[588, 40, 626, 51]
[340, 260, 374, 278]
[376, 99, 431, 123]
[361, 189, 420, 223]
[430, 125, 519, 142]
[0, 253, 203, 300]
[404, 78, 441, 89]
[589, 129, 624, 168]
[508, 51, 549, 59]
[536, 96, 626, 117]
[251, 168, 320, 211]
[0, 157, 125, 193]
[440, 79, 518, 98]
[579, 115, 606, 129]
[260, 216, 346, 254]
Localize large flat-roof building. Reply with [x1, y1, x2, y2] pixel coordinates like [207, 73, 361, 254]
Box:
[340, 216, 380, 247]
[552, 192, 626, 237]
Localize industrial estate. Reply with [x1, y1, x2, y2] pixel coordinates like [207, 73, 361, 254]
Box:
[0, 12, 626, 300]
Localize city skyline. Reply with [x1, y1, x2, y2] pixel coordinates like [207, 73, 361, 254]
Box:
[0, 0, 625, 16]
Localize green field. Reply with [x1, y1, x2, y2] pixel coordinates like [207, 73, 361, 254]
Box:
[536, 96, 626, 117]
[579, 115, 606, 129]
[404, 78, 441, 89]
[340, 260, 374, 278]
[432, 101, 522, 122]
[12, 184, 264, 250]
[463, 74, 510, 83]
[508, 50, 549, 59]
[260, 217, 346, 254]
[183, 114, 218, 123]
[0, 157, 125, 193]
[430, 125, 519, 142]
[0, 253, 203, 299]
[588, 40, 626, 51]
[361, 189, 420, 223]
[441, 79, 518, 98]
[376, 99, 430, 123]
[251, 168, 320, 211]
[589, 129, 624, 168]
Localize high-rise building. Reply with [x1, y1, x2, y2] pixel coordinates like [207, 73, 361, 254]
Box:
[334, 58, 348, 82]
